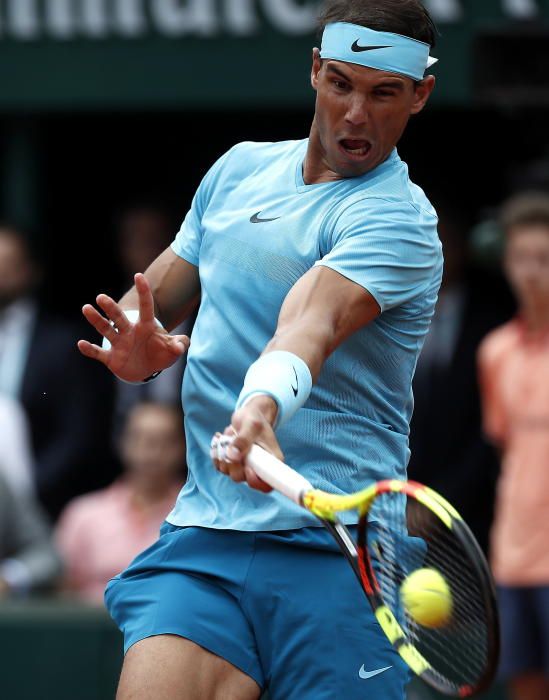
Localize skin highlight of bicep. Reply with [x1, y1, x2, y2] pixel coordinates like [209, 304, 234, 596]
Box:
[118, 248, 201, 331]
[263, 265, 380, 380]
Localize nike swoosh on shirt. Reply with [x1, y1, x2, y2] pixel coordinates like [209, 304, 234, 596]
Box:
[250, 211, 281, 224]
[351, 41, 392, 52]
[359, 665, 392, 680]
[291, 367, 299, 397]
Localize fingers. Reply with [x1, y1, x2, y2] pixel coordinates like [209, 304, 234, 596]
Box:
[210, 433, 246, 482]
[168, 335, 191, 357]
[134, 273, 155, 323]
[95, 295, 132, 333]
[77, 339, 110, 365]
[98, 296, 132, 333]
[244, 465, 273, 493]
[82, 304, 119, 344]
[230, 414, 284, 464]
[210, 432, 273, 492]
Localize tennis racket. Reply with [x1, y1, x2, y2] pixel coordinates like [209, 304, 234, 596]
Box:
[246, 444, 500, 698]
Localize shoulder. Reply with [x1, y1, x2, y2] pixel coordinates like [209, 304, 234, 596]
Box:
[217, 139, 303, 177]
[326, 155, 437, 231]
[57, 482, 122, 528]
[478, 320, 520, 368]
[329, 194, 440, 256]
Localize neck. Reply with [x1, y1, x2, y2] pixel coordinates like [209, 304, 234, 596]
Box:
[128, 475, 176, 507]
[303, 120, 345, 185]
[521, 305, 549, 334]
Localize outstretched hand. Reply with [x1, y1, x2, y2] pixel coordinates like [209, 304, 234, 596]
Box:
[77, 273, 190, 382]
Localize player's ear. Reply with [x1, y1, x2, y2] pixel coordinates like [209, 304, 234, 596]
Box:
[410, 75, 436, 115]
[311, 48, 322, 91]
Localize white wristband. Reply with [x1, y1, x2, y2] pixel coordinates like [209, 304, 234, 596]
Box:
[102, 309, 164, 385]
[236, 351, 312, 429]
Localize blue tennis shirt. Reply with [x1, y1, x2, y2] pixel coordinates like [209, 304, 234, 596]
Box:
[168, 139, 442, 531]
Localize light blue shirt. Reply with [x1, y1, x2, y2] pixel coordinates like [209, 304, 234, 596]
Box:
[168, 139, 442, 531]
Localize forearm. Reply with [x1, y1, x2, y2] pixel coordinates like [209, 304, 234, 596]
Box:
[263, 317, 333, 382]
[262, 266, 379, 380]
[118, 248, 200, 332]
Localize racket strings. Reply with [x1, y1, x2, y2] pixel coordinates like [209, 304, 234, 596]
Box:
[369, 493, 491, 691]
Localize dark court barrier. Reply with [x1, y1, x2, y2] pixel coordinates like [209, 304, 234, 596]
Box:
[0, 600, 122, 700]
[0, 600, 507, 700]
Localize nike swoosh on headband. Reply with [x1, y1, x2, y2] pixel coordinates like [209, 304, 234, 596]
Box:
[351, 41, 392, 52]
[321, 23, 437, 82]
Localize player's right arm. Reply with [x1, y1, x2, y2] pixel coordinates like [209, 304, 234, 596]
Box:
[77, 248, 200, 383]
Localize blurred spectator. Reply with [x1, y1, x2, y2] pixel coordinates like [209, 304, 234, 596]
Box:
[408, 205, 511, 552]
[478, 193, 549, 700]
[0, 394, 35, 497]
[112, 205, 195, 433]
[115, 204, 176, 294]
[0, 224, 116, 520]
[56, 401, 186, 605]
[0, 470, 61, 597]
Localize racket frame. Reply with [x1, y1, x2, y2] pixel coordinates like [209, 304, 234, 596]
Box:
[246, 446, 500, 697]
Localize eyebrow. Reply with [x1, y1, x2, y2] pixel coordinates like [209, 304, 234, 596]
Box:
[374, 80, 405, 91]
[326, 64, 353, 82]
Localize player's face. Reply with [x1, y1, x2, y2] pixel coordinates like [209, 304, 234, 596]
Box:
[505, 225, 549, 313]
[310, 54, 435, 180]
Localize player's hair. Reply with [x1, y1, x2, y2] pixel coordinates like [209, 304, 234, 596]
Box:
[500, 192, 549, 235]
[317, 0, 438, 49]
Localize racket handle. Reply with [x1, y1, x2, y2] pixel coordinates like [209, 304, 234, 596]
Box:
[246, 445, 313, 506]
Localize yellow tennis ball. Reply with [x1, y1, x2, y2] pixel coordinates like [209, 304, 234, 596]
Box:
[400, 568, 453, 628]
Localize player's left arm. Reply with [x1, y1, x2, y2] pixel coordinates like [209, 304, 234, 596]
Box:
[212, 265, 380, 491]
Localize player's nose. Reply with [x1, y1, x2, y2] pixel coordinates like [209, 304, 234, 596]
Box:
[344, 95, 369, 126]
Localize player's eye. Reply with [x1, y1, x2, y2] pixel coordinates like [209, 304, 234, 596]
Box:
[374, 89, 396, 98]
[333, 80, 350, 91]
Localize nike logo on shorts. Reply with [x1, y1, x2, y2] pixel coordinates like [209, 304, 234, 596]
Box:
[359, 665, 392, 679]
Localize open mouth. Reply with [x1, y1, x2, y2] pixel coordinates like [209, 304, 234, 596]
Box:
[339, 139, 372, 159]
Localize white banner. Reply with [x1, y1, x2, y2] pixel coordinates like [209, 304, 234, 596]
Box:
[0, 0, 543, 41]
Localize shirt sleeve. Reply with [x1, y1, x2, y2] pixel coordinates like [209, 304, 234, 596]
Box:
[171, 146, 236, 266]
[315, 197, 441, 313]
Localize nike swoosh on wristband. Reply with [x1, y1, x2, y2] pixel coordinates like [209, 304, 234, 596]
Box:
[250, 211, 281, 224]
[291, 367, 299, 397]
[351, 41, 392, 52]
[359, 665, 392, 680]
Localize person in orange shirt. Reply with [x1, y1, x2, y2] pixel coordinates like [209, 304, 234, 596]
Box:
[56, 401, 186, 604]
[478, 193, 549, 700]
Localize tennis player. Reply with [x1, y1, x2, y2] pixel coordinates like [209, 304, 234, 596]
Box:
[79, 1, 442, 698]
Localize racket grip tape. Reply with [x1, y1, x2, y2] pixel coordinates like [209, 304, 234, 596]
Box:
[246, 445, 313, 505]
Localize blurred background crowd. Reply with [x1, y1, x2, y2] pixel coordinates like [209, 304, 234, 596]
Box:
[1, 1, 548, 699]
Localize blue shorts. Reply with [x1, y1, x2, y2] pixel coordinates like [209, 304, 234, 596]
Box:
[105, 523, 409, 699]
[497, 585, 549, 679]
